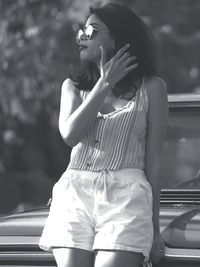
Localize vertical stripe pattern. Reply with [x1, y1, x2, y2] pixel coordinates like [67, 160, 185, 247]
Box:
[67, 83, 149, 171]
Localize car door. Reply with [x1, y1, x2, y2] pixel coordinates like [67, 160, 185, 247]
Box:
[155, 96, 200, 267]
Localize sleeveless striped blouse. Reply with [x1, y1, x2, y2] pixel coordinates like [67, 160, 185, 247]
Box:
[67, 83, 149, 171]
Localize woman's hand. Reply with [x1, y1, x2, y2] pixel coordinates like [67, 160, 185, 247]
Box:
[149, 231, 165, 263]
[99, 44, 138, 88]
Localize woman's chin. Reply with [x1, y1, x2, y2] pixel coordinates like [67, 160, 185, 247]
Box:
[80, 53, 99, 64]
[79, 48, 89, 57]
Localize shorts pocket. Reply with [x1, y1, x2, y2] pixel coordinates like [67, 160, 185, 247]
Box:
[50, 174, 72, 207]
[137, 181, 153, 211]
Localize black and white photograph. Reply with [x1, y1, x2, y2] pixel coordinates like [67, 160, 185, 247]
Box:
[0, 0, 200, 266]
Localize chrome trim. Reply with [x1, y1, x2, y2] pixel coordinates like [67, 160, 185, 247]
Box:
[161, 189, 200, 192]
[0, 247, 200, 263]
[0, 236, 38, 246]
[168, 94, 200, 102]
[165, 247, 200, 261]
[0, 251, 54, 262]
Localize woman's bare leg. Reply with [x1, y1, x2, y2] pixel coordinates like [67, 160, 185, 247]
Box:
[52, 247, 94, 267]
[94, 250, 144, 267]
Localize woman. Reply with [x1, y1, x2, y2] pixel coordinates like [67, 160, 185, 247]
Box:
[39, 3, 168, 267]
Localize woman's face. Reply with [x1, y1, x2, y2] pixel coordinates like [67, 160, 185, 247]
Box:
[77, 14, 115, 65]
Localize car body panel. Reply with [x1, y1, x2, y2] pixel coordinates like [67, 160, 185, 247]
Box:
[0, 206, 200, 266]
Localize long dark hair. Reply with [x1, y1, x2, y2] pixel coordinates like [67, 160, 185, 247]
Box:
[69, 3, 157, 98]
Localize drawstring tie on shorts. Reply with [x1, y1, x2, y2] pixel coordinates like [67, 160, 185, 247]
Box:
[94, 169, 112, 204]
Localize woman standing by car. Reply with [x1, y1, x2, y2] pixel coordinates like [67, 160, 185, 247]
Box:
[39, 3, 168, 267]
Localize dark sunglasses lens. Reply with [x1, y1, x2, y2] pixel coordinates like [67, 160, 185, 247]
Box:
[84, 25, 94, 39]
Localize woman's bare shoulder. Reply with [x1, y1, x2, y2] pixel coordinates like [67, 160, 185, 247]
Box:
[61, 78, 80, 96]
[144, 76, 167, 101]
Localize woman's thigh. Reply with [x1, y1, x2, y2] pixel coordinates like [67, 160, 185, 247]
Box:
[94, 250, 144, 267]
[52, 247, 94, 267]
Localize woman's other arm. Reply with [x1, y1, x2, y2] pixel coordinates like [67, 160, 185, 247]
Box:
[145, 76, 168, 263]
[145, 76, 168, 232]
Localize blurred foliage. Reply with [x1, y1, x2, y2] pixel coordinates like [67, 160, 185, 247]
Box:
[0, 0, 200, 213]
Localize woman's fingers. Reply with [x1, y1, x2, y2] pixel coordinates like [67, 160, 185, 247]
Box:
[124, 55, 137, 66]
[125, 62, 138, 72]
[115, 43, 130, 58]
[114, 45, 137, 69]
[116, 62, 138, 81]
[118, 52, 131, 62]
[99, 43, 138, 85]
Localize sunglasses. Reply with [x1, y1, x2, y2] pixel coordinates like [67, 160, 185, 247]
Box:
[76, 24, 110, 44]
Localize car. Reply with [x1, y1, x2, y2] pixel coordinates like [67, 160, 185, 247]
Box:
[0, 94, 200, 267]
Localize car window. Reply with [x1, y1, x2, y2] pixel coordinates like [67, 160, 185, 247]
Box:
[161, 107, 200, 189]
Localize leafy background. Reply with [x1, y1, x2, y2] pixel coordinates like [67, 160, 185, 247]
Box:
[0, 0, 200, 214]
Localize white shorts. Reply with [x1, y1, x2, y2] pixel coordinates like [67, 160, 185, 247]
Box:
[39, 168, 153, 260]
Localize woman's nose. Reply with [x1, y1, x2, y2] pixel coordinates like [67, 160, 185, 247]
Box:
[79, 33, 87, 41]
[77, 33, 87, 44]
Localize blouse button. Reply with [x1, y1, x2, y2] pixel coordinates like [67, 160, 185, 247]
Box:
[87, 162, 91, 167]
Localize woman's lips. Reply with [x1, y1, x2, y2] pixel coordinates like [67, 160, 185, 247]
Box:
[78, 45, 88, 51]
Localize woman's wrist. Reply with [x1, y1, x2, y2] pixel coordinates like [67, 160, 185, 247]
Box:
[99, 76, 115, 90]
